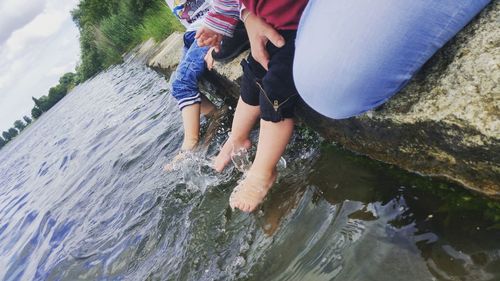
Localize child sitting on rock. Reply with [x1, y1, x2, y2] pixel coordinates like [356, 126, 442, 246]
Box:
[164, 0, 248, 170]
[196, 0, 309, 212]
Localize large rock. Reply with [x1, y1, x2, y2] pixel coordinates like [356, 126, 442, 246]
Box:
[145, 3, 499, 198]
[147, 32, 185, 76]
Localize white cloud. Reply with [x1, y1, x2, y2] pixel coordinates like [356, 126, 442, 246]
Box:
[0, 0, 46, 44]
[46, 62, 77, 77]
[0, 0, 45, 13]
[4, 7, 67, 60]
[0, 0, 80, 132]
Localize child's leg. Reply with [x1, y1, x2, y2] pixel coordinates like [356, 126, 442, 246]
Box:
[180, 103, 201, 150]
[213, 56, 268, 172]
[213, 97, 258, 172]
[171, 31, 210, 149]
[180, 94, 216, 150]
[229, 30, 299, 212]
[251, 119, 294, 176]
[165, 32, 209, 171]
[229, 118, 294, 212]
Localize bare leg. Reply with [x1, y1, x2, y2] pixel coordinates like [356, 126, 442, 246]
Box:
[180, 103, 201, 150]
[165, 96, 219, 171]
[229, 118, 294, 212]
[213, 97, 259, 172]
[180, 95, 216, 150]
[164, 103, 203, 171]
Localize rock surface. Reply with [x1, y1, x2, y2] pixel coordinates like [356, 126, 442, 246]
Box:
[147, 32, 185, 75]
[144, 3, 499, 198]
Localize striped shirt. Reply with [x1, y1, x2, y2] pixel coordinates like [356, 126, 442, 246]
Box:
[203, 0, 308, 37]
[204, 0, 241, 37]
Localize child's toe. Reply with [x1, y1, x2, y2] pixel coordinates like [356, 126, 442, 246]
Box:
[247, 204, 256, 213]
[229, 198, 237, 210]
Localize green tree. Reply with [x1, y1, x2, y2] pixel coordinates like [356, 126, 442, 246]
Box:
[59, 72, 77, 86]
[77, 25, 105, 80]
[2, 131, 11, 141]
[32, 96, 43, 109]
[7, 128, 18, 139]
[71, 0, 181, 82]
[0, 137, 5, 149]
[130, 0, 155, 16]
[32, 95, 54, 112]
[23, 116, 32, 124]
[30, 72, 76, 116]
[48, 84, 66, 105]
[13, 120, 26, 131]
[71, 0, 120, 29]
[31, 107, 43, 119]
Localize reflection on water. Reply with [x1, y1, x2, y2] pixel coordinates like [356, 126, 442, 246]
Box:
[0, 58, 498, 281]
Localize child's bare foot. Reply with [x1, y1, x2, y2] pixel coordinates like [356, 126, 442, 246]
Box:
[164, 151, 188, 171]
[164, 139, 198, 172]
[213, 136, 251, 172]
[229, 169, 277, 213]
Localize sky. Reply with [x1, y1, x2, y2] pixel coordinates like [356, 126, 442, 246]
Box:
[0, 0, 80, 133]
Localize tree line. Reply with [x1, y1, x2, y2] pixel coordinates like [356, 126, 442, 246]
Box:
[0, 116, 32, 149]
[0, 72, 78, 150]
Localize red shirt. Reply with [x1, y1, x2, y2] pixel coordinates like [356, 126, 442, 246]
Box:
[241, 0, 308, 30]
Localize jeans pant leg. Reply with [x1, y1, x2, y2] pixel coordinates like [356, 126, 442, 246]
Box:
[171, 32, 210, 110]
[293, 0, 491, 119]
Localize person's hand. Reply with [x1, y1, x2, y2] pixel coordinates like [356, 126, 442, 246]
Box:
[204, 47, 216, 70]
[195, 27, 223, 51]
[243, 11, 285, 70]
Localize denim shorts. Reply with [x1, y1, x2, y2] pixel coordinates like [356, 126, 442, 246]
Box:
[171, 31, 210, 110]
[240, 30, 300, 122]
[293, 0, 490, 119]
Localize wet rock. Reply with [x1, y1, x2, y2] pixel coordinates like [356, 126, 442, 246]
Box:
[144, 3, 499, 198]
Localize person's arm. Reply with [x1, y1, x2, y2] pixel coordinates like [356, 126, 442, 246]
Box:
[205, 0, 240, 37]
[196, 0, 240, 49]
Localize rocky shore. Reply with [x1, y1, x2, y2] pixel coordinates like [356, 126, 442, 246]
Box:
[138, 2, 499, 198]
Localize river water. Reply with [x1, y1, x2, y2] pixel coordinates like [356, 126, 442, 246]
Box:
[0, 57, 499, 281]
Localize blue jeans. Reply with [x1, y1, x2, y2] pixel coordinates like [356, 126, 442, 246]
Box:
[171, 31, 209, 110]
[293, 0, 490, 119]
